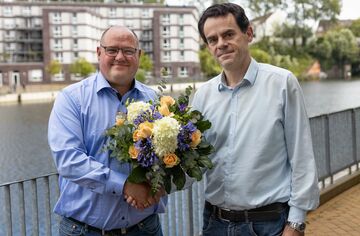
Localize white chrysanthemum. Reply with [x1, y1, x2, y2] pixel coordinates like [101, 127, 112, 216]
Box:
[153, 117, 180, 157]
[127, 101, 151, 124]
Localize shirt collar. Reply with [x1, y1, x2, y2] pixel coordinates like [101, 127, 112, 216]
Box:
[217, 58, 259, 92]
[96, 71, 143, 94]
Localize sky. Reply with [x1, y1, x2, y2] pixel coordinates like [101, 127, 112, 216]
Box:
[165, 0, 360, 20]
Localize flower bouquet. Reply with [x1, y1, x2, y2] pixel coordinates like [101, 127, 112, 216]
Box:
[104, 86, 214, 195]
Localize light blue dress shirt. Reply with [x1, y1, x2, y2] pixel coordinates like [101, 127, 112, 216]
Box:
[48, 72, 167, 230]
[191, 58, 319, 222]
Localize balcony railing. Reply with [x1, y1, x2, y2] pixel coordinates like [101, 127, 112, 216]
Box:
[1, 107, 359, 236]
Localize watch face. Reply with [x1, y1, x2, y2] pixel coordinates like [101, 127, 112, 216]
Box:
[288, 222, 306, 232]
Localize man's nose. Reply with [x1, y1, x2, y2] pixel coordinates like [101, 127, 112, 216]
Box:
[217, 37, 228, 49]
[115, 49, 126, 60]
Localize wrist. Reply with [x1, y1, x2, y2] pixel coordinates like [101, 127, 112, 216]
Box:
[286, 221, 306, 233]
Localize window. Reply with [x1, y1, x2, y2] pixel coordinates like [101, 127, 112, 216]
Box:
[163, 39, 170, 49]
[4, 7, 12, 16]
[179, 26, 184, 37]
[53, 71, 65, 81]
[72, 12, 77, 23]
[179, 14, 184, 24]
[53, 12, 61, 23]
[0, 72, 3, 87]
[53, 26, 62, 37]
[142, 9, 150, 18]
[179, 51, 184, 61]
[162, 14, 170, 24]
[179, 38, 184, 49]
[73, 39, 78, 50]
[178, 67, 188, 77]
[55, 52, 63, 63]
[74, 52, 79, 59]
[73, 25, 78, 36]
[54, 39, 62, 50]
[162, 26, 170, 37]
[109, 8, 116, 17]
[162, 67, 172, 77]
[29, 69, 43, 82]
[162, 51, 171, 62]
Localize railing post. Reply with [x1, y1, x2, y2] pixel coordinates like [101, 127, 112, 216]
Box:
[18, 182, 26, 236]
[325, 115, 333, 184]
[4, 185, 12, 236]
[352, 109, 358, 171]
[43, 176, 52, 235]
[30, 179, 39, 235]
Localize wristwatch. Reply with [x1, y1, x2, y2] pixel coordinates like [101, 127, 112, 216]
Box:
[287, 221, 306, 232]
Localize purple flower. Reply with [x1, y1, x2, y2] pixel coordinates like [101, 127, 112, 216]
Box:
[178, 103, 187, 113]
[135, 138, 158, 167]
[177, 122, 197, 152]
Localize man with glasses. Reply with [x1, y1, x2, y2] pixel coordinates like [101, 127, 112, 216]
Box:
[48, 26, 165, 236]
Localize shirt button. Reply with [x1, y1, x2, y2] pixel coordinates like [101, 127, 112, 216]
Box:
[122, 216, 125, 220]
[112, 191, 116, 194]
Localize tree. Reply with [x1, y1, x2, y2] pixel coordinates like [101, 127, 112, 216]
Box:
[199, 46, 222, 78]
[325, 29, 359, 78]
[349, 19, 360, 37]
[247, 0, 283, 19]
[276, 0, 341, 48]
[136, 52, 153, 83]
[69, 57, 96, 78]
[46, 60, 62, 76]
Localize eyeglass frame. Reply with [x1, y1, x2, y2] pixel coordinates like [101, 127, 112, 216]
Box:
[100, 44, 140, 57]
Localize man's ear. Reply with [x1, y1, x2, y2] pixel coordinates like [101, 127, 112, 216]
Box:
[246, 26, 254, 43]
[96, 46, 101, 60]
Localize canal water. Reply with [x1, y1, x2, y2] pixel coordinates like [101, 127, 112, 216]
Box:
[0, 79, 360, 235]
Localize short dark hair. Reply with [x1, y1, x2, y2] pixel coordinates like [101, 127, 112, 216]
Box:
[198, 3, 250, 44]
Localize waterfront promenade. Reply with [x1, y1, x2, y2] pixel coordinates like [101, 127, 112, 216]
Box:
[307, 182, 360, 235]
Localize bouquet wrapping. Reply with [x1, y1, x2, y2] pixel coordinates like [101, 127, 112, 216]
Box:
[104, 87, 214, 195]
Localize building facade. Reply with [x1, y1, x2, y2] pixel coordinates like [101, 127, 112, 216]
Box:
[0, 1, 201, 88]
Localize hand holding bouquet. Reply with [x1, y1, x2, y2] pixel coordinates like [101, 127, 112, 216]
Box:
[104, 86, 214, 195]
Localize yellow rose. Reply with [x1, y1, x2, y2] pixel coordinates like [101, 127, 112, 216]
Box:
[160, 96, 175, 107]
[190, 129, 202, 148]
[138, 121, 153, 138]
[163, 153, 180, 168]
[133, 130, 141, 141]
[159, 105, 171, 116]
[133, 122, 153, 141]
[128, 145, 139, 159]
[115, 118, 125, 126]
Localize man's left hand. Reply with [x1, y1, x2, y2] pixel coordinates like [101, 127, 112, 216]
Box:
[282, 225, 305, 236]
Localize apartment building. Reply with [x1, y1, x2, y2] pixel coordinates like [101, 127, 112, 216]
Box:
[0, 1, 201, 88]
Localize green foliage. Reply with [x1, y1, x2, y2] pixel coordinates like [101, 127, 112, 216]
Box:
[250, 48, 271, 63]
[349, 19, 360, 37]
[326, 29, 359, 65]
[135, 69, 146, 83]
[136, 52, 153, 83]
[69, 57, 96, 77]
[247, 0, 283, 18]
[199, 47, 222, 78]
[46, 60, 62, 75]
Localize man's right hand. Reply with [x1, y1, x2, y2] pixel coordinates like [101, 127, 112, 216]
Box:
[123, 181, 164, 210]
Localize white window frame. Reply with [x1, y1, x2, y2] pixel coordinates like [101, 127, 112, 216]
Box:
[28, 69, 43, 82]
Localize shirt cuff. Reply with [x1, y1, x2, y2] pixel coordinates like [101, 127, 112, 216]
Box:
[104, 170, 127, 197]
[287, 206, 307, 222]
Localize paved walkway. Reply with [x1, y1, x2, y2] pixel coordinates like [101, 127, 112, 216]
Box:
[306, 183, 360, 235]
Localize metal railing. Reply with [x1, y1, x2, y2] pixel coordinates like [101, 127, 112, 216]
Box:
[1, 107, 359, 236]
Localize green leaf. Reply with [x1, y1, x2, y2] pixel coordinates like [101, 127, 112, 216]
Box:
[127, 166, 147, 183]
[172, 165, 186, 190]
[196, 120, 212, 132]
[188, 166, 203, 181]
[197, 156, 214, 169]
[163, 176, 171, 194]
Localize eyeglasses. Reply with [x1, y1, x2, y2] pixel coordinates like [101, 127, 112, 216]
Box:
[100, 45, 138, 57]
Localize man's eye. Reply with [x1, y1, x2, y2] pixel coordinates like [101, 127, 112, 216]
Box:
[107, 48, 118, 54]
[123, 48, 136, 55]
